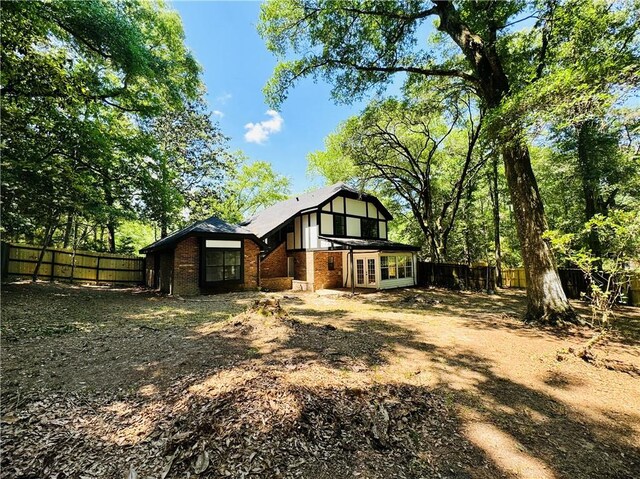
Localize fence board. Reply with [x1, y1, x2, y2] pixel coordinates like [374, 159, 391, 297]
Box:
[417, 261, 638, 306]
[631, 278, 640, 306]
[1, 242, 144, 285]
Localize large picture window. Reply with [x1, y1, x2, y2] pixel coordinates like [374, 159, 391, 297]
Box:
[381, 255, 413, 281]
[205, 248, 242, 282]
[361, 218, 378, 239]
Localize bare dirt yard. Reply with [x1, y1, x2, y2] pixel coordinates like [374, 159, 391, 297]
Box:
[2, 281, 639, 479]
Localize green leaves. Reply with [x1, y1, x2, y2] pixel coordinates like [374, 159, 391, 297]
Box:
[1, 0, 206, 250]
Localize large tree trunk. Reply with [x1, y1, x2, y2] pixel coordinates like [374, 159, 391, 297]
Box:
[62, 213, 74, 249]
[106, 223, 116, 253]
[489, 156, 503, 287]
[502, 140, 576, 323]
[434, 0, 576, 323]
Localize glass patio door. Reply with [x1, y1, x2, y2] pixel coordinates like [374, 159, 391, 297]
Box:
[366, 258, 377, 286]
[355, 257, 377, 287]
[356, 259, 365, 286]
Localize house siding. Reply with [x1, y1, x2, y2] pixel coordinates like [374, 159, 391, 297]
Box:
[145, 253, 156, 288]
[159, 251, 174, 294]
[261, 277, 293, 291]
[243, 239, 260, 290]
[146, 236, 261, 296]
[290, 251, 308, 281]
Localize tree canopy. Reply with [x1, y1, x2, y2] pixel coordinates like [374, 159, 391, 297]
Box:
[1, 0, 230, 253]
[259, 0, 640, 323]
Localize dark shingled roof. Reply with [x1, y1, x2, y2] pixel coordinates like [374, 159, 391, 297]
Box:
[240, 182, 393, 239]
[318, 236, 420, 251]
[139, 216, 260, 254]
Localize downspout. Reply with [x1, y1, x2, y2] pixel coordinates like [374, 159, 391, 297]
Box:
[257, 252, 261, 289]
[350, 247, 355, 295]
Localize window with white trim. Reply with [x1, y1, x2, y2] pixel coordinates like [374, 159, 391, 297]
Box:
[204, 241, 242, 282]
[380, 255, 412, 281]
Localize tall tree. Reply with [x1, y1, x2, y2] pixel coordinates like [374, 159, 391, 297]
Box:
[1, 0, 201, 254]
[141, 100, 229, 238]
[190, 155, 292, 224]
[258, 0, 639, 323]
[309, 86, 484, 262]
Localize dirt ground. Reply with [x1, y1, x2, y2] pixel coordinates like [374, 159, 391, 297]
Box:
[1, 281, 639, 479]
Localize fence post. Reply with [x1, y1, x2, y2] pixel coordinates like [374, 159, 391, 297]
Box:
[50, 250, 56, 282]
[1, 242, 9, 282]
[96, 256, 101, 284]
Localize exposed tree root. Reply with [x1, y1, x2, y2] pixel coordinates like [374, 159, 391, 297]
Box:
[568, 331, 640, 377]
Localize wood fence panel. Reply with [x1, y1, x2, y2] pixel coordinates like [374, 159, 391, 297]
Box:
[2, 243, 144, 285]
[630, 277, 640, 306]
[417, 262, 495, 291]
[503, 268, 526, 288]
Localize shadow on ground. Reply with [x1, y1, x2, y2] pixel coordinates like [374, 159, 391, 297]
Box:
[1, 283, 639, 478]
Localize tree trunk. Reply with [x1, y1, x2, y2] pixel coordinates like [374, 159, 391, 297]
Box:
[32, 215, 58, 282]
[502, 140, 575, 323]
[62, 213, 73, 249]
[576, 120, 602, 258]
[489, 156, 503, 287]
[106, 223, 116, 253]
[103, 180, 117, 253]
[161, 215, 168, 239]
[434, 0, 576, 323]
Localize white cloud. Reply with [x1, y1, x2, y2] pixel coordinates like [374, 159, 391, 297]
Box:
[216, 92, 232, 104]
[212, 110, 224, 118]
[244, 110, 284, 144]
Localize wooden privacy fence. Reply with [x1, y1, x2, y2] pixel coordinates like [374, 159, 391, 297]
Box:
[417, 262, 496, 291]
[418, 261, 639, 306]
[502, 267, 627, 301]
[1, 242, 144, 285]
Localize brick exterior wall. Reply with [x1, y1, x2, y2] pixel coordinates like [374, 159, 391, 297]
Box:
[243, 239, 260, 290]
[261, 277, 293, 291]
[290, 251, 307, 281]
[313, 251, 344, 289]
[173, 237, 199, 296]
[260, 242, 287, 278]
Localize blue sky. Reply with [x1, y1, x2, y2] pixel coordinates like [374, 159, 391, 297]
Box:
[171, 1, 368, 193]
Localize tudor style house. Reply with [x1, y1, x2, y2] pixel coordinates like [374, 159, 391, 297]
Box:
[140, 183, 419, 295]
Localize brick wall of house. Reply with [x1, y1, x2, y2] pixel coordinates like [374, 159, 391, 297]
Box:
[260, 242, 287, 278]
[173, 237, 199, 296]
[261, 277, 293, 291]
[243, 239, 260, 289]
[290, 251, 307, 281]
[313, 251, 344, 289]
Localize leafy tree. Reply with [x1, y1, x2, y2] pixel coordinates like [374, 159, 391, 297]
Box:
[141, 100, 230, 238]
[1, 0, 202, 260]
[191, 154, 292, 224]
[309, 84, 484, 262]
[548, 211, 640, 327]
[258, 0, 639, 323]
